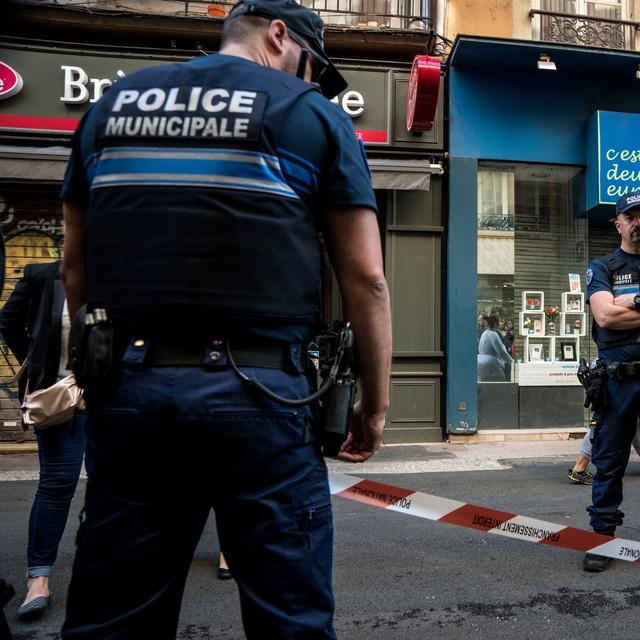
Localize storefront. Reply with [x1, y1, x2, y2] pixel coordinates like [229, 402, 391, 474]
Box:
[447, 35, 640, 433]
[0, 36, 445, 442]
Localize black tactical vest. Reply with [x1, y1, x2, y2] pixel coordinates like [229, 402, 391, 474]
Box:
[592, 251, 640, 351]
[84, 56, 322, 329]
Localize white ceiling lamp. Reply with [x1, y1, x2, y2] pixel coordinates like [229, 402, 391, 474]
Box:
[537, 53, 557, 71]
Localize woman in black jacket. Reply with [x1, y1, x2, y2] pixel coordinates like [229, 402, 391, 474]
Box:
[0, 261, 86, 621]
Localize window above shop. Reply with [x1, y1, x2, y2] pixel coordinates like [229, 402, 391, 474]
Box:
[531, 0, 637, 51]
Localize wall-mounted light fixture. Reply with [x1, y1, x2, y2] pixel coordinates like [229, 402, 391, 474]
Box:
[636, 64, 640, 79]
[537, 53, 557, 71]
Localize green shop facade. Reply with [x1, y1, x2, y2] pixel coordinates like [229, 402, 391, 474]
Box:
[0, 37, 445, 443]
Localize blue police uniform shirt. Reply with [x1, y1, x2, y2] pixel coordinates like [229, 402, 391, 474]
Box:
[60, 54, 378, 343]
[586, 248, 640, 361]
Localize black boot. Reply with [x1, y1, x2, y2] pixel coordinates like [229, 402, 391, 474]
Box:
[583, 553, 612, 572]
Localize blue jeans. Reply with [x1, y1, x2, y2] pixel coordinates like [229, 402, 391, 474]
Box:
[28, 414, 86, 578]
[62, 364, 335, 640]
[588, 377, 640, 534]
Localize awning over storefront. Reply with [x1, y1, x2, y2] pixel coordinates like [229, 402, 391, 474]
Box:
[449, 35, 640, 80]
[368, 158, 444, 191]
[0, 147, 445, 191]
[0, 145, 69, 181]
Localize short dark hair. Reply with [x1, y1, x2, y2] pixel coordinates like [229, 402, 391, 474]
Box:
[487, 315, 500, 330]
[221, 14, 267, 47]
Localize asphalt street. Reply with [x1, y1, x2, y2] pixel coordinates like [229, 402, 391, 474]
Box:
[2, 444, 640, 640]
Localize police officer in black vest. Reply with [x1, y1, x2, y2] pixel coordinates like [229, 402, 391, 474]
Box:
[59, 1, 392, 637]
[583, 192, 640, 572]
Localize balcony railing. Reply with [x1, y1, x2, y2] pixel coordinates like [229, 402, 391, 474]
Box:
[477, 214, 514, 233]
[302, 0, 429, 30]
[11, 0, 432, 31]
[530, 9, 640, 50]
[187, 0, 431, 29]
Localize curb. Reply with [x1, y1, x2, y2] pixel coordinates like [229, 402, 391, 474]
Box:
[0, 429, 589, 454]
[448, 428, 587, 444]
[0, 442, 38, 454]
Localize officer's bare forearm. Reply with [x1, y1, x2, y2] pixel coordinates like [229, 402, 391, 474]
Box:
[62, 201, 88, 319]
[341, 279, 392, 416]
[593, 307, 640, 329]
[324, 206, 392, 417]
[61, 266, 87, 320]
[591, 291, 640, 330]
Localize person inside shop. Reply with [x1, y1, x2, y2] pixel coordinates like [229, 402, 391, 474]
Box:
[0, 261, 86, 620]
[500, 319, 515, 359]
[58, 0, 392, 637]
[477, 313, 488, 347]
[582, 192, 640, 572]
[478, 314, 513, 382]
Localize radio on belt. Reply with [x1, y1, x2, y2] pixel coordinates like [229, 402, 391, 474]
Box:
[226, 322, 358, 458]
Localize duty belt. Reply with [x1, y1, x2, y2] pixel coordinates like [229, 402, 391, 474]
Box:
[605, 361, 640, 379]
[121, 336, 298, 371]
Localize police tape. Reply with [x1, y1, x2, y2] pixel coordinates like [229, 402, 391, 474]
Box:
[328, 471, 640, 563]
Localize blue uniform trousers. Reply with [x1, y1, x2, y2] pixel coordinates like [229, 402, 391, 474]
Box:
[587, 376, 640, 534]
[62, 365, 336, 640]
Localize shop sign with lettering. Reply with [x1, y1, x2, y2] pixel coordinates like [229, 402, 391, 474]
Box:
[518, 362, 580, 387]
[587, 110, 640, 211]
[0, 43, 390, 143]
[0, 62, 23, 101]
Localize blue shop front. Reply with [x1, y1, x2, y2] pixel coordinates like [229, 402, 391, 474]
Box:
[447, 36, 640, 433]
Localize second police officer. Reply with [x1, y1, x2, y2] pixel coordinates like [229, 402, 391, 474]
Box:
[59, 0, 393, 637]
[584, 192, 640, 572]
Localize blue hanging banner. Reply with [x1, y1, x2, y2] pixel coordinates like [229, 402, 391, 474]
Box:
[587, 110, 640, 214]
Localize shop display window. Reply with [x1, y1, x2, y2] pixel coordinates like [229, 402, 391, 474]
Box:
[477, 163, 590, 377]
[475, 163, 622, 427]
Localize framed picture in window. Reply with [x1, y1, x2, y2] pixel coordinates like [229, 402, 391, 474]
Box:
[561, 342, 576, 361]
[566, 295, 583, 312]
[529, 344, 543, 361]
[533, 318, 543, 335]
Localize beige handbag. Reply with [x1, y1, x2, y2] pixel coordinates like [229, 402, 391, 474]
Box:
[16, 360, 85, 430]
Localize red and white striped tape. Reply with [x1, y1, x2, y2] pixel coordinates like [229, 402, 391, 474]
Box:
[329, 471, 640, 564]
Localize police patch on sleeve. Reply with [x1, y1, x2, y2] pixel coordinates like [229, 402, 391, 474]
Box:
[586, 268, 593, 286]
